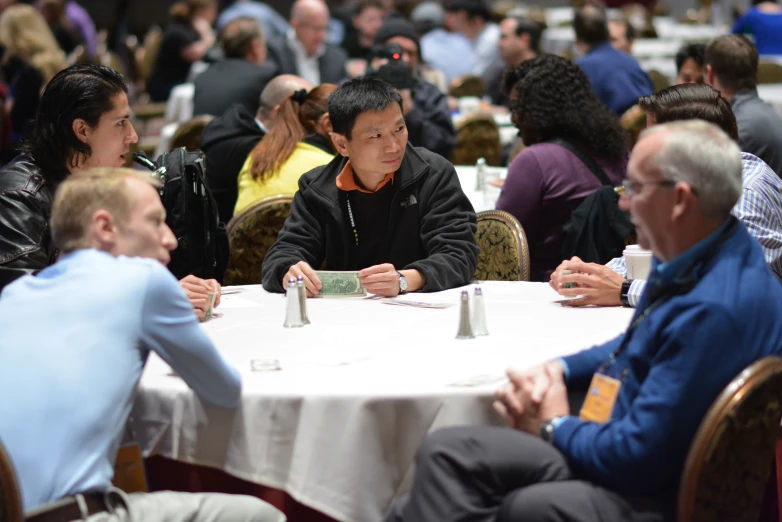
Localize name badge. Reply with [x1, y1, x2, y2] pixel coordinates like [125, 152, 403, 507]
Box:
[579, 373, 622, 423]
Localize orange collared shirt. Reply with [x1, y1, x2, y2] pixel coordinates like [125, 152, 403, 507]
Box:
[335, 161, 394, 193]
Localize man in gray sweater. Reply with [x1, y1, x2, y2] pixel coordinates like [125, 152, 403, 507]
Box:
[705, 34, 782, 177]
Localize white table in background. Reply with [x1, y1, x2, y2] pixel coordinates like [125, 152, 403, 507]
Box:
[631, 38, 683, 60]
[758, 84, 782, 116]
[132, 282, 633, 522]
[454, 164, 506, 213]
[164, 83, 195, 125]
[653, 19, 726, 41]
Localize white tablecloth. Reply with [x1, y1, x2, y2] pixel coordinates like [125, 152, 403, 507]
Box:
[653, 18, 726, 41]
[631, 38, 683, 60]
[542, 22, 724, 59]
[758, 84, 782, 116]
[132, 282, 633, 522]
[164, 83, 195, 125]
[455, 164, 506, 212]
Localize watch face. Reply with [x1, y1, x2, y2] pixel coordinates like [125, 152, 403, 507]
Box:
[399, 276, 408, 292]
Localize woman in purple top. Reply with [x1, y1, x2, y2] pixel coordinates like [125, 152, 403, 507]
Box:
[496, 54, 628, 282]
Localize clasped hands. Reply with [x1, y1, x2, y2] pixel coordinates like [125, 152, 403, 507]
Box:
[493, 360, 570, 436]
[284, 261, 404, 298]
[549, 256, 624, 307]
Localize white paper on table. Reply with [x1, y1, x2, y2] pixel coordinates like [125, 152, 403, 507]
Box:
[217, 295, 262, 309]
[297, 353, 374, 367]
[381, 297, 454, 309]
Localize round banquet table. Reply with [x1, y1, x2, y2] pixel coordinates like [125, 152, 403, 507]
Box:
[758, 84, 782, 117]
[454, 163, 506, 213]
[132, 282, 634, 522]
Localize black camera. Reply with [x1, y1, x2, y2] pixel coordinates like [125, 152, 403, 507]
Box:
[367, 43, 415, 91]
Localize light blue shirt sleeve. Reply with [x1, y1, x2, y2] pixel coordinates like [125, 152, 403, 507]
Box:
[627, 280, 645, 308]
[141, 264, 242, 408]
[606, 256, 627, 277]
[606, 256, 644, 308]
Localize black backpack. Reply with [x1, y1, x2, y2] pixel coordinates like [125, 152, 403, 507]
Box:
[134, 148, 229, 282]
[553, 139, 635, 264]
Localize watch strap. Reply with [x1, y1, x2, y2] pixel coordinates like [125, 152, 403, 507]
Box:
[397, 270, 408, 294]
[620, 279, 633, 307]
[540, 416, 562, 443]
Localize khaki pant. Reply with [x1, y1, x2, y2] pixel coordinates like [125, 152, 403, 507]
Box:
[81, 489, 285, 522]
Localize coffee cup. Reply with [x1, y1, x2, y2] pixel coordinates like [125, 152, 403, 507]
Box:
[623, 245, 653, 280]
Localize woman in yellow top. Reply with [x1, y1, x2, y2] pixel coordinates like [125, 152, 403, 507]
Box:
[234, 83, 338, 214]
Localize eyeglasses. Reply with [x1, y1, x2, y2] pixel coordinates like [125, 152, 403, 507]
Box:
[619, 179, 677, 198]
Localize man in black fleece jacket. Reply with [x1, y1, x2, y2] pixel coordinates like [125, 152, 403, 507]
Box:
[261, 77, 478, 297]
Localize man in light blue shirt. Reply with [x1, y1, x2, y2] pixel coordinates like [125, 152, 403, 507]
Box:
[0, 168, 284, 522]
[551, 84, 782, 307]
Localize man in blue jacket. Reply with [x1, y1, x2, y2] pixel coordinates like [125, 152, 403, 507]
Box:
[385, 120, 782, 522]
[574, 4, 653, 116]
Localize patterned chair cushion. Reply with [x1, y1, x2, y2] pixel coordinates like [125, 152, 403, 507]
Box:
[678, 357, 782, 522]
[223, 196, 293, 286]
[448, 75, 485, 99]
[452, 114, 502, 167]
[474, 210, 530, 282]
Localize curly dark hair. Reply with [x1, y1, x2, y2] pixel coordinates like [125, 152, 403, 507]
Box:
[502, 54, 628, 162]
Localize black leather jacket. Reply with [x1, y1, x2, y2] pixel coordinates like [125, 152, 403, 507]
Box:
[0, 155, 56, 291]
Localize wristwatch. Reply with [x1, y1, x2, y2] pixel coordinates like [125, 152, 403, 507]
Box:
[540, 417, 562, 443]
[620, 279, 634, 307]
[398, 271, 408, 294]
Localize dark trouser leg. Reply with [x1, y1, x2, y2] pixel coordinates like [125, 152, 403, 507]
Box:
[385, 426, 573, 522]
[498, 480, 666, 522]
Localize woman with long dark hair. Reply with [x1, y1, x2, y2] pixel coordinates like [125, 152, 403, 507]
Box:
[496, 54, 628, 282]
[234, 83, 338, 214]
[147, 0, 217, 102]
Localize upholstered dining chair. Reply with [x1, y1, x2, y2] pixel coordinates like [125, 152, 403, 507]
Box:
[0, 436, 23, 522]
[223, 194, 294, 286]
[170, 115, 214, 152]
[452, 114, 502, 167]
[678, 356, 782, 522]
[473, 210, 530, 282]
[620, 104, 647, 148]
[448, 75, 485, 99]
[757, 62, 782, 85]
[647, 70, 670, 93]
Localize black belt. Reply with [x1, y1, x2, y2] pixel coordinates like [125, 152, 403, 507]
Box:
[27, 492, 111, 522]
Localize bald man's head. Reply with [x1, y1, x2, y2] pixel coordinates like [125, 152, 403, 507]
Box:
[290, 0, 330, 56]
[257, 75, 314, 124]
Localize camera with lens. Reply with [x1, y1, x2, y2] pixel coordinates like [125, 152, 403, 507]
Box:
[366, 42, 415, 91]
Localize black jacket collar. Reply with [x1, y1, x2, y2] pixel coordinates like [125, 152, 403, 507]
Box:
[302, 133, 335, 155]
[302, 143, 431, 208]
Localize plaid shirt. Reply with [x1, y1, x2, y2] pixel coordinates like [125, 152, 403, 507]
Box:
[608, 152, 782, 307]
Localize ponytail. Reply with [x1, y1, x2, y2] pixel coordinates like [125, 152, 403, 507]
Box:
[250, 96, 306, 182]
[249, 83, 338, 182]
